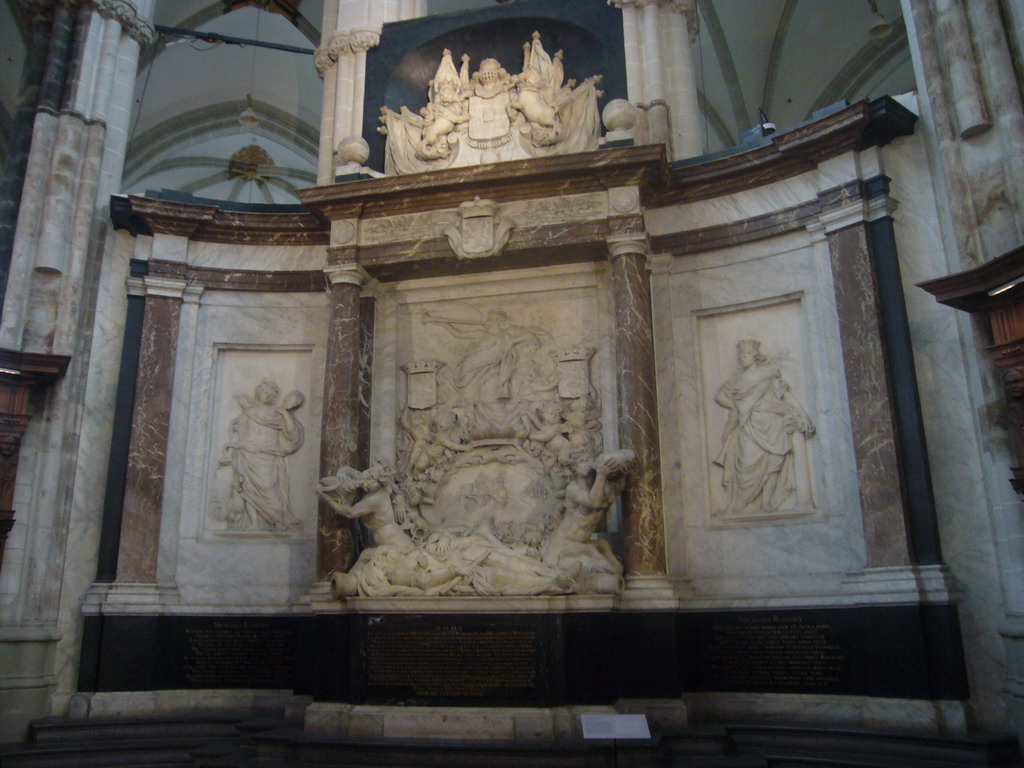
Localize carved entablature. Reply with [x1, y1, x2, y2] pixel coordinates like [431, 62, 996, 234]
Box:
[377, 32, 604, 175]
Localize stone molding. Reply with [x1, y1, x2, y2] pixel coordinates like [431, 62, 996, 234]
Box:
[607, 233, 649, 258]
[315, 28, 381, 75]
[608, 0, 698, 37]
[324, 263, 369, 287]
[91, 0, 156, 45]
[141, 276, 187, 299]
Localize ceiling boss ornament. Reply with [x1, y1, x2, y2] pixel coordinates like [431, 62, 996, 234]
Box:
[378, 32, 604, 175]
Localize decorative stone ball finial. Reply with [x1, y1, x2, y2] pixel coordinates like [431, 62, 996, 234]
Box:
[337, 135, 370, 166]
[602, 99, 636, 133]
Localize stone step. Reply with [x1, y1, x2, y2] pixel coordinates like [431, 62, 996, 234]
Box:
[255, 733, 659, 767]
[28, 715, 253, 745]
[0, 738, 201, 768]
[725, 726, 1022, 767]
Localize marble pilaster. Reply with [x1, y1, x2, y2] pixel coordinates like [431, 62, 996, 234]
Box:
[317, 256, 369, 580]
[115, 276, 186, 583]
[813, 213, 910, 568]
[606, 235, 666, 578]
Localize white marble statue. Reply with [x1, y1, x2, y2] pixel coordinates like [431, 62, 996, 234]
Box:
[424, 308, 552, 406]
[713, 339, 816, 517]
[542, 450, 634, 594]
[318, 305, 633, 598]
[319, 447, 634, 598]
[379, 33, 603, 174]
[211, 380, 305, 532]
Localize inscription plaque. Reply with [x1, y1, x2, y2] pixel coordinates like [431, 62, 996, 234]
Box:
[357, 615, 552, 705]
[172, 618, 294, 690]
[683, 610, 852, 694]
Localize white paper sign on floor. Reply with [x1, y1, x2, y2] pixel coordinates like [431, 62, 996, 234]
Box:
[580, 714, 651, 739]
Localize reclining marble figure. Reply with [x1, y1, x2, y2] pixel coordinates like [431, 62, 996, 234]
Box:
[318, 449, 635, 598]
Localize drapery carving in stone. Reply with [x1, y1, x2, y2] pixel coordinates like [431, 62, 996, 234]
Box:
[211, 379, 306, 532]
[712, 339, 816, 519]
[319, 306, 633, 597]
[378, 33, 603, 175]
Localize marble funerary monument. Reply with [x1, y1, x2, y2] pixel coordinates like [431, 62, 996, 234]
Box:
[3, 0, 1024, 751]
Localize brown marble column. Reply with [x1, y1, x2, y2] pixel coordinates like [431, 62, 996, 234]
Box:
[317, 258, 369, 581]
[607, 234, 667, 577]
[116, 277, 186, 583]
[820, 219, 911, 567]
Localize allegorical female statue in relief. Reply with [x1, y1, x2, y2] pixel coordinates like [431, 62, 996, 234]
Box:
[713, 340, 815, 517]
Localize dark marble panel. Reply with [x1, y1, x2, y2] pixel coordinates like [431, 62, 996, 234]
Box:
[116, 293, 181, 583]
[148, 260, 327, 292]
[96, 292, 146, 583]
[356, 297, 375, 471]
[826, 224, 910, 567]
[652, 200, 819, 255]
[120, 195, 328, 245]
[868, 211, 942, 565]
[358, 220, 610, 282]
[352, 613, 560, 707]
[362, 0, 627, 172]
[678, 605, 968, 700]
[318, 281, 363, 578]
[610, 249, 666, 575]
[299, 145, 666, 221]
[81, 605, 965, 703]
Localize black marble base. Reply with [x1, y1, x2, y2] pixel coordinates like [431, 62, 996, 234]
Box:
[78, 604, 969, 705]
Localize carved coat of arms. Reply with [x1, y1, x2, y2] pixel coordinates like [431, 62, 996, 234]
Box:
[379, 33, 604, 175]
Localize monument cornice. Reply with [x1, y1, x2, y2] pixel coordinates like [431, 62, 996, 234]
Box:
[297, 144, 669, 221]
[111, 195, 329, 245]
[109, 97, 915, 252]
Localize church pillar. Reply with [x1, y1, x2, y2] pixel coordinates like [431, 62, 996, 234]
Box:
[606, 234, 670, 593]
[661, 1, 702, 159]
[317, 256, 370, 581]
[0, 2, 54, 310]
[808, 209, 911, 568]
[609, 0, 702, 159]
[316, 1, 382, 181]
[115, 273, 186, 583]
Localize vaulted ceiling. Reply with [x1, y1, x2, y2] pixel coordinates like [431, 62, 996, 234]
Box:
[0, 0, 914, 204]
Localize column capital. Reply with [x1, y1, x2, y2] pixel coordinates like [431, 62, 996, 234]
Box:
[315, 28, 381, 75]
[142, 276, 188, 299]
[325, 264, 370, 287]
[607, 234, 649, 259]
[92, 0, 156, 45]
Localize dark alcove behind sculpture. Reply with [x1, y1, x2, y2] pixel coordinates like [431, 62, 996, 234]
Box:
[362, 0, 627, 172]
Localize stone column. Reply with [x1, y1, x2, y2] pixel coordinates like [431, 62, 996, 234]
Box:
[115, 275, 186, 583]
[809, 210, 911, 568]
[315, 48, 338, 185]
[0, 2, 53, 307]
[661, 1, 702, 159]
[607, 235, 670, 594]
[317, 257, 369, 581]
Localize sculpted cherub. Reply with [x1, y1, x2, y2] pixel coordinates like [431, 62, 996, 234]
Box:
[522, 400, 572, 468]
[399, 408, 445, 478]
[417, 49, 470, 160]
